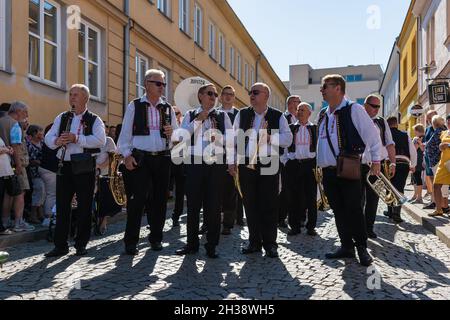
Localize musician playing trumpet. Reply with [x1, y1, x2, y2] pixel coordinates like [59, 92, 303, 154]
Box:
[230, 83, 292, 258]
[361, 94, 396, 239]
[44, 84, 106, 258]
[282, 102, 318, 237]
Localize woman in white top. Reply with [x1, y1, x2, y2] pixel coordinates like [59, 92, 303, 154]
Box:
[0, 137, 14, 235]
[94, 136, 122, 235]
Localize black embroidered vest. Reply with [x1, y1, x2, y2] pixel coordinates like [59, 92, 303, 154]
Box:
[132, 98, 172, 140]
[59, 110, 101, 154]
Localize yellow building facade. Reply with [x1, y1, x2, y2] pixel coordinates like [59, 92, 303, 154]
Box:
[0, 0, 288, 126]
[398, 0, 418, 134]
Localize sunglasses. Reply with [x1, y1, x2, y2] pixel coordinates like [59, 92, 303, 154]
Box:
[320, 83, 337, 90]
[249, 90, 263, 96]
[148, 80, 167, 87]
[366, 103, 381, 109]
[205, 91, 219, 97]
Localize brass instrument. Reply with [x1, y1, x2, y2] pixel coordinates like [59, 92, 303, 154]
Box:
[105, 152, 127, 206]
[233, 166, 243, 198]
[313, 167, 331, 211]
[383, 160, 393, 179]
[366, 172, 407, 207]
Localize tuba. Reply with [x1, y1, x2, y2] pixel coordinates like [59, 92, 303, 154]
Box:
[314, 167, 331, 211]
[366, 172, 407, 207]
[106, 153, 127, 206]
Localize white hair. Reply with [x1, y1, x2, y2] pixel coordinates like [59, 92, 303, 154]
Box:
[8, 101, 28, 114]
[70, 84, 90, 99]
[298, 102, 313, 112]
[364, 93, 381, 104]
[144, 69, 166, 82]
[286, 95, 301, 107]
[252, 82, 271, 97]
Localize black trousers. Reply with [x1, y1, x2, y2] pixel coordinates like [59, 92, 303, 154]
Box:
[286, 159, 317, 231]
[124, 155, 171, 248]
[171, 163, 186, 221]
[239, 165, 279, 250]
[54, 162, 95, 250]
[361, 164, 380, 232]
[387, 162, 410, 217]
[0, 177, 5, 230]
[185, 163, 226, 250]
[236, 196, 244, 223]
[322, 167, 367, 249]
[222, 170, 238, 229]
[278, 164, 289, 223]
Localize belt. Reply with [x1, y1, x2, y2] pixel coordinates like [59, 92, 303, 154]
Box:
[137, 150, 170, 157]
[322, 166, 337, 171]
[295, 158, 315, 164]
[396, 159, 410, 165]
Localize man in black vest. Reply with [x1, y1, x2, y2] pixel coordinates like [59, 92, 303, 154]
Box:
[175, 83, 233, 258]
[230, 83, 293, 258]
[317, 75, 381, 267]
[361, 94, 396, 239]
[284, 102, 318, 236]
[279, 95, 301, 228]
[44, 84, 106, 257]
[118, 69, 177, 255]
[170, 106, 185, 227]
[218, 85, 240, 236]
[386, 116, 417, 223]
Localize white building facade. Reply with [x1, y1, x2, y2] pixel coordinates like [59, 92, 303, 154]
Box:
[413, 0, 450, 120]
[286, 64, 384, 120]
[380, 41, 400, 119]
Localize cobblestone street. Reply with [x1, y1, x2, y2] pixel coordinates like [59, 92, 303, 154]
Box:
[1, 204, 449, 300]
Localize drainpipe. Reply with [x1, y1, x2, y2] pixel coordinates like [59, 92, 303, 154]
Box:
[123, 0, 130, 118]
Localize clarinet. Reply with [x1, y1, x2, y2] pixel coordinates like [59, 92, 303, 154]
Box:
[165, 106, 171, 149]
[57, 105, 75, 176]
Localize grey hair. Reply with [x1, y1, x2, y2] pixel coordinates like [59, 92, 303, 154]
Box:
[70, 84, 90, 99]
[432, 115, 445, 129]
[252, 82, 271, 97]
[286, 95, 301, 106]
[8, 101, 28, 114]
[144, 69, 166, 82]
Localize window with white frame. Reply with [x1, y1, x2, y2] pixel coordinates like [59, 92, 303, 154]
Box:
[159, 66, 170, 100]
[0, 0, 5, 70]
[157, 0, 170, 17]
[219, 32, 225, 68]
[28, 0, 61, 85]
[229, 46, 235, 77]
[194, 4, 203, 46]
[78, 21, 101, 99]
[209, 22, 216, 60]
[179, 0, 189, 33]
[244, 62, 249, 89]
[250, 66, 254, 87]
[135, 52, 149, 98]
[237, 52, 242, 83]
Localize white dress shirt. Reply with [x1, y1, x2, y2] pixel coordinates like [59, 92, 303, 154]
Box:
[180, 107, 234, 164]
[282, 121, 316, 164]
[118, 95, 178, 158]
[233, 107, 293, 159]
[397, 132, 417, 168]
[45, 109, 106, 161]
[362, 117, 395, 164]
[317, 98, 382, 168]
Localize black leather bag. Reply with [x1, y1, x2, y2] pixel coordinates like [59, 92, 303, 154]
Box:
[5, 175, 22, 196]
[71, 153, 95, 175]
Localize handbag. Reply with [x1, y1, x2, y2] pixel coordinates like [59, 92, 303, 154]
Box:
[4, 175, 22, 196]
[70, 153, 95, 175]
[325, 114, 361, 180]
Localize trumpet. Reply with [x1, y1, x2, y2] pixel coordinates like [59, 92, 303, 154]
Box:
[366, 172, 407, 207]
[313, 167, 330, 211]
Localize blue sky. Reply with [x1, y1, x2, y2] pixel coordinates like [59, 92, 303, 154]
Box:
[227, 0, 411, 81]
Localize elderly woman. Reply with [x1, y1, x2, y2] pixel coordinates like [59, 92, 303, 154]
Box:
[428, 115, 450, 217]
